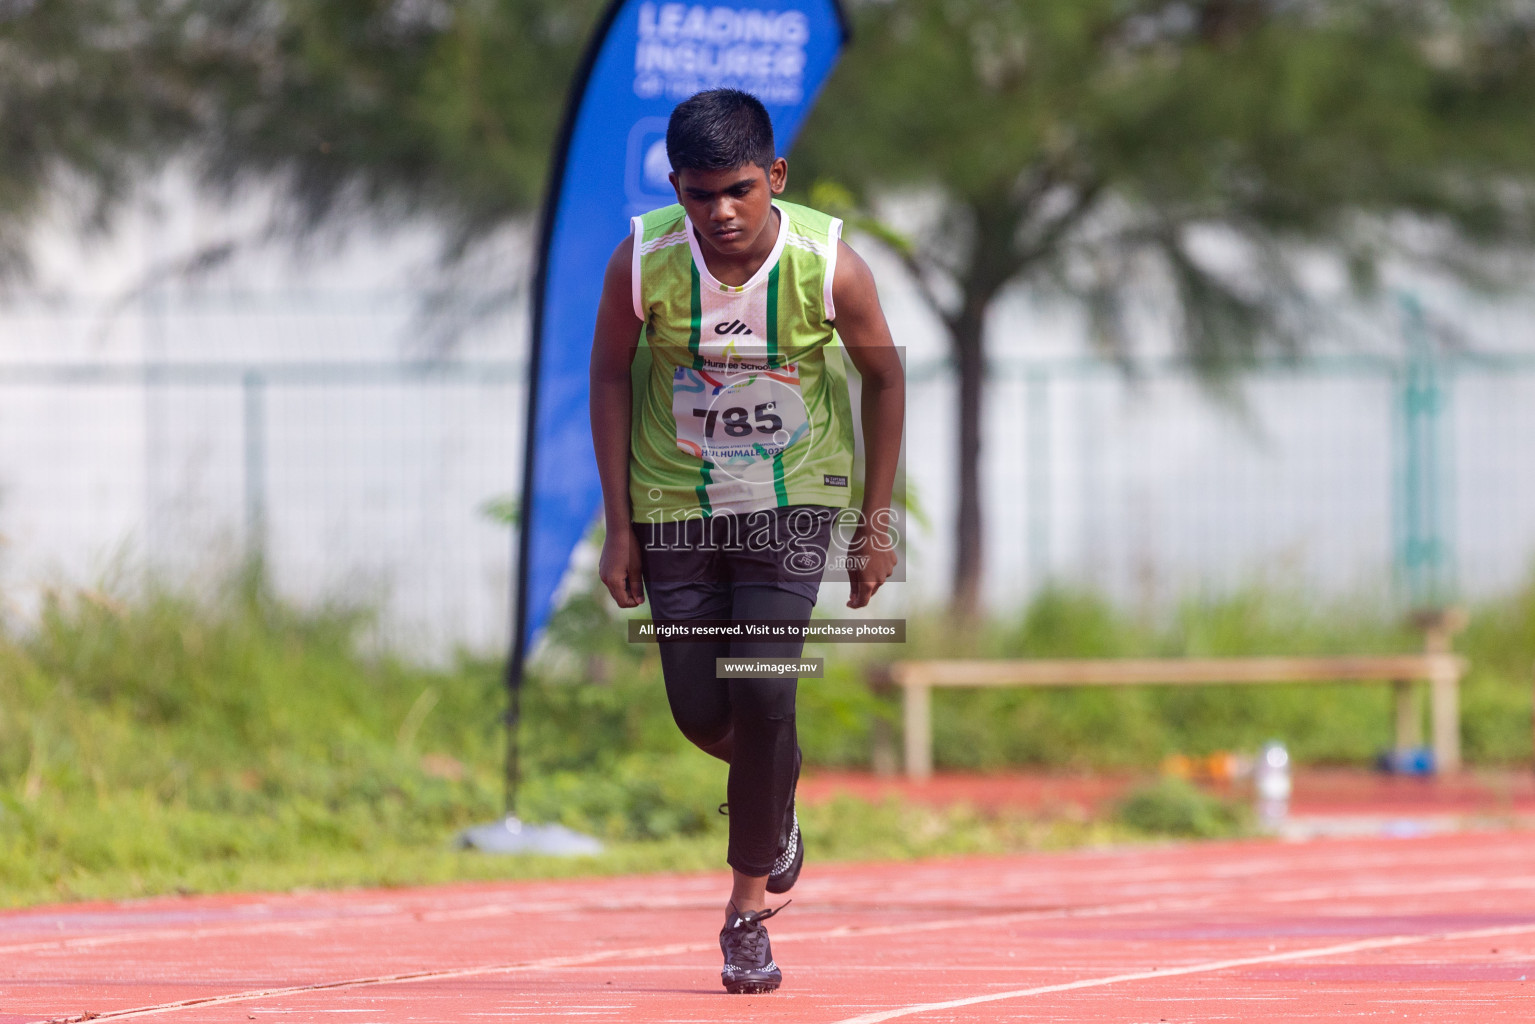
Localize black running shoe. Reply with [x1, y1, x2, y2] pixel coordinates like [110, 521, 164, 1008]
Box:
[720, 903, 787, 994]
[767, 746, 803, 894]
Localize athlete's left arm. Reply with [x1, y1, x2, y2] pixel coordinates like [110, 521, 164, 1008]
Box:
[831, 238, 905, 610]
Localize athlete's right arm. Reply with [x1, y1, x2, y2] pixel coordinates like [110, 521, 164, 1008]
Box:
[589, 235, 646, 609]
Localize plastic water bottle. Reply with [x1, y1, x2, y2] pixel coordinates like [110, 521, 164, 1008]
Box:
[1255, 741, 1292, 830]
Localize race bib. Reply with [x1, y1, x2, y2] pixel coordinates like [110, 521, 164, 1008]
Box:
[672, 357, 810, 474]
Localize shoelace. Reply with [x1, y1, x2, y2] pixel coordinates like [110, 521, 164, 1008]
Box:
[725, 902, 790, 965]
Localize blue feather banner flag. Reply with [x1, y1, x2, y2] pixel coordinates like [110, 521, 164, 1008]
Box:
[515, 0, 850, 665]
[498, 0, 850, 817]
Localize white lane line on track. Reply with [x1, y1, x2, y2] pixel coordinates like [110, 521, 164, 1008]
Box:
[824, 922, 1535, 1024]
[24, 886, 1535, 1024]
[18, 894, 1215, 1024]
[22, 938, 722, 1024]
[0, 894, 726, 957]
[8, 856, 1532, 961]
[1261, 874, 1535, 903]
[5, 891, 1328, 1024]
[5, 834, 1530, 958]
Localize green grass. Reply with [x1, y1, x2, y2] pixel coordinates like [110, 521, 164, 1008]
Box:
[0, 566, 1530, 908]
[0, 572, 1129, 907]
[1114, 777, 1255, 839]
[0, 796, 1141, 908]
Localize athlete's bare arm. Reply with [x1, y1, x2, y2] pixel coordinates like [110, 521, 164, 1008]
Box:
[590, 236, 646, 609]
[831, 239, 905, 610]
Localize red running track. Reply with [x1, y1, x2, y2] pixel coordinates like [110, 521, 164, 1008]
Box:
[3, 830, 1534, 1023]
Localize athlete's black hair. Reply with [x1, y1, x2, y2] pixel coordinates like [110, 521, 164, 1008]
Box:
[665, 89, 776, 173]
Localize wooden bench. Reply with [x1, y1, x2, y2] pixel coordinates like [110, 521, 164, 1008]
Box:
[868, 614, 1469, 779]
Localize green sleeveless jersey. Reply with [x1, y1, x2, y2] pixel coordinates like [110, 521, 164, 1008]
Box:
[628, 199, 855, 522]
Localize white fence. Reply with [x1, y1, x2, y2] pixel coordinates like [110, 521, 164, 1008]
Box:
[3, 292, 1533, 656]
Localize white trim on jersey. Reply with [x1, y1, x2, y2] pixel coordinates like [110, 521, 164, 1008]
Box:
[685, 200, 790, 294]
[629, 216, 644, 321]
[785, 231, 831, 258]
[824, 217, 844, 323]
[639, 230, 688, 255]
[632, 222, 690, 321]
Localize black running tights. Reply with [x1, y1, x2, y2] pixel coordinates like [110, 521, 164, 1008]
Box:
[656, 585, 808, 877]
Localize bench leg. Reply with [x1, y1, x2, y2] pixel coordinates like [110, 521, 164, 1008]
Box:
[1392, 679, 1421, 752]
[1430, 668, 1460, 774]
[871, 709, 898, 778]
[904, 683, 932, 781]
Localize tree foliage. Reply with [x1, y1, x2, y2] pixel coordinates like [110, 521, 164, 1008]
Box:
[0, 0, 599, 273]
[8, 1, 1535, 612]
[794, 0, 1535, 611]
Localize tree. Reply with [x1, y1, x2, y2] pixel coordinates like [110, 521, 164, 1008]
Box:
[794, 0, 1535, 615]
[9, 0, 1535, 616]
[0, 0, 601, 277]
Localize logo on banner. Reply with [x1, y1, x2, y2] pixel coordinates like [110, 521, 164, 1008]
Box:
[625, 117, 675, 207]
[633, 3, 810, 103]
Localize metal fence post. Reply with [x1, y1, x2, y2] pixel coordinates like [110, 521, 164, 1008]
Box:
[1026, 368, 1052, 590]
[1395, 292, 1455, 608]
[242, 369, 267, 562]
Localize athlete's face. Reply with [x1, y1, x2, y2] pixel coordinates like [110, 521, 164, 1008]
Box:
[670, 159, 788, 260]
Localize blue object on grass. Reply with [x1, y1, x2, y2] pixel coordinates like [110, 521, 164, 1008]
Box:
[1375, 747, 1436, 775]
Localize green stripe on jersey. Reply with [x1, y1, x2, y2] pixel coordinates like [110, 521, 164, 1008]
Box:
[688, 263, 702, 369]
[696, 461, 714, 517]
[629, 199, 855, 522]
[766, 263, 780, 363]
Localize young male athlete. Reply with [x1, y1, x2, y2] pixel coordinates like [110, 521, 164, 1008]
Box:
[589, 89, 904, 994]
